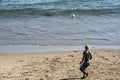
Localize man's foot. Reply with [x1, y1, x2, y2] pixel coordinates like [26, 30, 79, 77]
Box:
[85, 73, 88, 78]
[80, 76, 85, 79]
[80, 73, 88, 79]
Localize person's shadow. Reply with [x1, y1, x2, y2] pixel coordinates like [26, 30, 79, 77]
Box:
[60, 78, 83, 80]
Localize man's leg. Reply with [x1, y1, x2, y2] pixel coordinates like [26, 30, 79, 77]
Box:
[80, 68, 89, 79]
[83, 63, 89, 78]
[80, 68, 86, 78]
[85, 70, 88, 78]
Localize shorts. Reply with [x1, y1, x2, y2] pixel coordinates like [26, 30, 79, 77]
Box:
[80, 62, 90, 70]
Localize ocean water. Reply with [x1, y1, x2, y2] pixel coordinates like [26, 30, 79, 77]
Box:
[0, 0, 120, 46]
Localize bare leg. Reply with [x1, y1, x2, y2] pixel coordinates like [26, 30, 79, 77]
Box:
[85, 72, 88, 78]
[80, 68, 86, 79]
[80, 68, 88, 79]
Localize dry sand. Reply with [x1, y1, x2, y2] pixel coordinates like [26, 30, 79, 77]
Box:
[0, 50, 120, 80]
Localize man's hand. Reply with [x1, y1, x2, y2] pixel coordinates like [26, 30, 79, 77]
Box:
[80, 61, 82, 64]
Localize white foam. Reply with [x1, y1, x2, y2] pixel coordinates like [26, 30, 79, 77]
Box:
[0, 45, 119, 54]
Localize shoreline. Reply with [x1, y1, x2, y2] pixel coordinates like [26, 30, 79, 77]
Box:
[0, 45, 120, 54]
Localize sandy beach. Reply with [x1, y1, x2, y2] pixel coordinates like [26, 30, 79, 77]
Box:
[0, 50, 120, 80]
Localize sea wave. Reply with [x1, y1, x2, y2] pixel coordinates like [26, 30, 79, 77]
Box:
[0, 8, 120, 16]
[1, 0, 120, 13]
[0, 0, 59, 5]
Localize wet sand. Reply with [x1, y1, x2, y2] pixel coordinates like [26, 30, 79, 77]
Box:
[0, 50, 120, 80]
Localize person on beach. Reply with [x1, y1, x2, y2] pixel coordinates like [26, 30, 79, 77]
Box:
[80, 45, 92, 79]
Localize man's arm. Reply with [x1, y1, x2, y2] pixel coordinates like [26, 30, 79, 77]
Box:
[80, 52, 85, 64]
[89, 51, 92, 60]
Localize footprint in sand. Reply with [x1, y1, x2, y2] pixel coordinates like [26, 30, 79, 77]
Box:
[25, 78, 30, 80]
[18, 60, 24, 62]
[68, 55, 74, 57]
[31, 57, 38, 59]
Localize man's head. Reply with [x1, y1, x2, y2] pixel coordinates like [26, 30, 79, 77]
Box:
[85, 45, 90, 50]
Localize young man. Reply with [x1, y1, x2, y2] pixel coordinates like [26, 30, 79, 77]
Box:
[80, 45, 92, 79]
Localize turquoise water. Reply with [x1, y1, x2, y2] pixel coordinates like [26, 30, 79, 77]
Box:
[0, 0, 120, 46]
[0, 0, 120, 15]
[1, 0, 120, 10]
